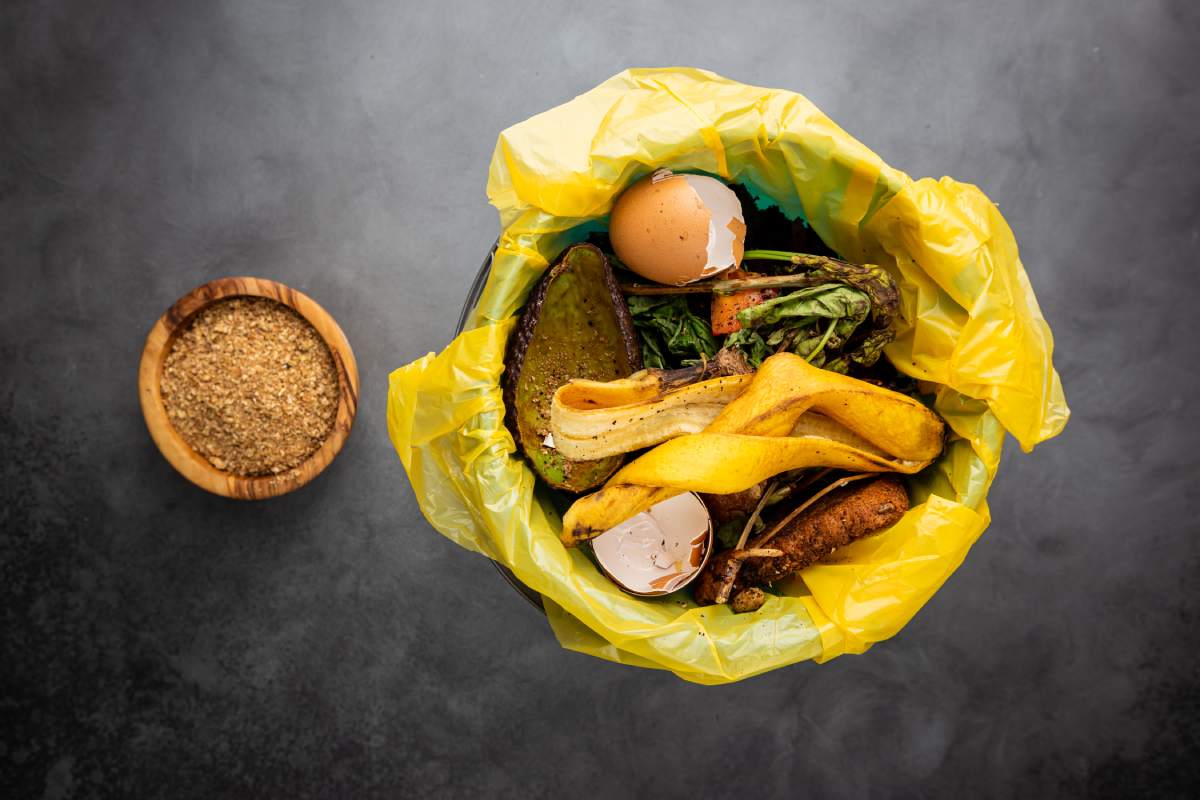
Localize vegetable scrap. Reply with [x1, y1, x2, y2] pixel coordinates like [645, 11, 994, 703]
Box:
[621, 253, 899, 372]
[503, 172, 944, 606]
[627, 295, 718, 370]
[501, 243, 641, 493]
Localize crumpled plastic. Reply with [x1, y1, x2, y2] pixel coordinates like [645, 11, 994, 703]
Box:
[387, 68, 1068, 684]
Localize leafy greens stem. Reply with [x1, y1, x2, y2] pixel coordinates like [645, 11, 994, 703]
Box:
[621, 273, 850, 297]
[620, 283, 715, 296]
[805, 318, 839, 363]
[735, 480, 776, 551]
[741, 249, 803, 261]
[742, 251, 858, 269]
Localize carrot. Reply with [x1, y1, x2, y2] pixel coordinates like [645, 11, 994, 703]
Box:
[709, 270, 776, 335]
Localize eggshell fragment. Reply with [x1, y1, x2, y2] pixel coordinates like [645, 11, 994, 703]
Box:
[609, 170, 745, 286]
[590, 491, 713, 596]
[683, 175, 746, 278]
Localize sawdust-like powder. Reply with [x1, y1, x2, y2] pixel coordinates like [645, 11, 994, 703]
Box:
[160, 297, 339, 476]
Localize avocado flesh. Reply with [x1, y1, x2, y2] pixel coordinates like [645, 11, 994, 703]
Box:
[504, 244, 642, 493]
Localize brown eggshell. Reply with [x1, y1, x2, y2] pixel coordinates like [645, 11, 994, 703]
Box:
[728, 217, 746, 264]
[609, 171, 744, 286]
[590, 491, 714, 597]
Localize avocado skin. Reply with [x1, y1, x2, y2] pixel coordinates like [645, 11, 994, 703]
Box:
[503, 244, 642, 493]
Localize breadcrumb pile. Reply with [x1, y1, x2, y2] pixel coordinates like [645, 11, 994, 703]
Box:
[160, 297, 339, 476]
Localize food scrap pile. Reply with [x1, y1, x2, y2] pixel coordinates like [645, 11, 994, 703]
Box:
[503, 169, 946, 612]
[161, 297, 339, 476]
[612, 171, 899, 375]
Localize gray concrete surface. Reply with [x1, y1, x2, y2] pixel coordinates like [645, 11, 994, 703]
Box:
[2, 0, 1198, 797]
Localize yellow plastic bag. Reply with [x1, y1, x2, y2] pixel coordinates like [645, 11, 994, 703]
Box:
[387, 68, 1068, 684]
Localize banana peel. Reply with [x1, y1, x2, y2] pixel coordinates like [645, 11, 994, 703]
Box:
[551, 372, 751, 460]
[560, 353, 945, 545]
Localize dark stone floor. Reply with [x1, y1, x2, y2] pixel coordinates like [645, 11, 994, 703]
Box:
[2, 1, 1198, 797]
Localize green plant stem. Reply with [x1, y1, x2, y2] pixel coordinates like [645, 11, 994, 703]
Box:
[735, 480, 776, 551]
[805, 318, 840, 363]
[742, 250, 858, 270]
[621, 273, 844, 297]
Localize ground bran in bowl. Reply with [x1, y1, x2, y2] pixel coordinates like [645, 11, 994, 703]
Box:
[160, 296, 339, 477]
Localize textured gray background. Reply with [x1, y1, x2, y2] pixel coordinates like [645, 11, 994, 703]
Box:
[2, 0, 1198, 797]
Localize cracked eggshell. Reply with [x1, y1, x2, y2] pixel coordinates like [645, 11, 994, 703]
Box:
[590, 491, 714, 597]
[608, 170, 746, 286]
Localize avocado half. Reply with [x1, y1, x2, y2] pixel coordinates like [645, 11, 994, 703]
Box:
[503, 243, 643, 493]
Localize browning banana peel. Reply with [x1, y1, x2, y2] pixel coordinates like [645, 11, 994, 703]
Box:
[559, 353, 945, 546]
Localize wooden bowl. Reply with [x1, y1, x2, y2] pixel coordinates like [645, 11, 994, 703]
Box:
[138, 276, 359, 500]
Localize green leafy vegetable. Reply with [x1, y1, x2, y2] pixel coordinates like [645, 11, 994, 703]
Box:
[736, 284, 870, 329]
[715, 519, 742, 550]
[723, 283, 873, 369]
[617, 249, 901, 375]
[714, 515, 765, 550]
[627, 295, 718, 370]
[723, 328, 769, 367]
[847, 326, 894, 366]
[740, 251, 900, 331]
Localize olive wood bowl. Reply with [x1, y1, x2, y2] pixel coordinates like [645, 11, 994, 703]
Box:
[138, 276, 359, 500]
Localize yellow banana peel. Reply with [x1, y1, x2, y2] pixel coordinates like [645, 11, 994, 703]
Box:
[550, 372, 751, 460]
[560, 353, 945, 544]
[554, 364, 751, 408]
